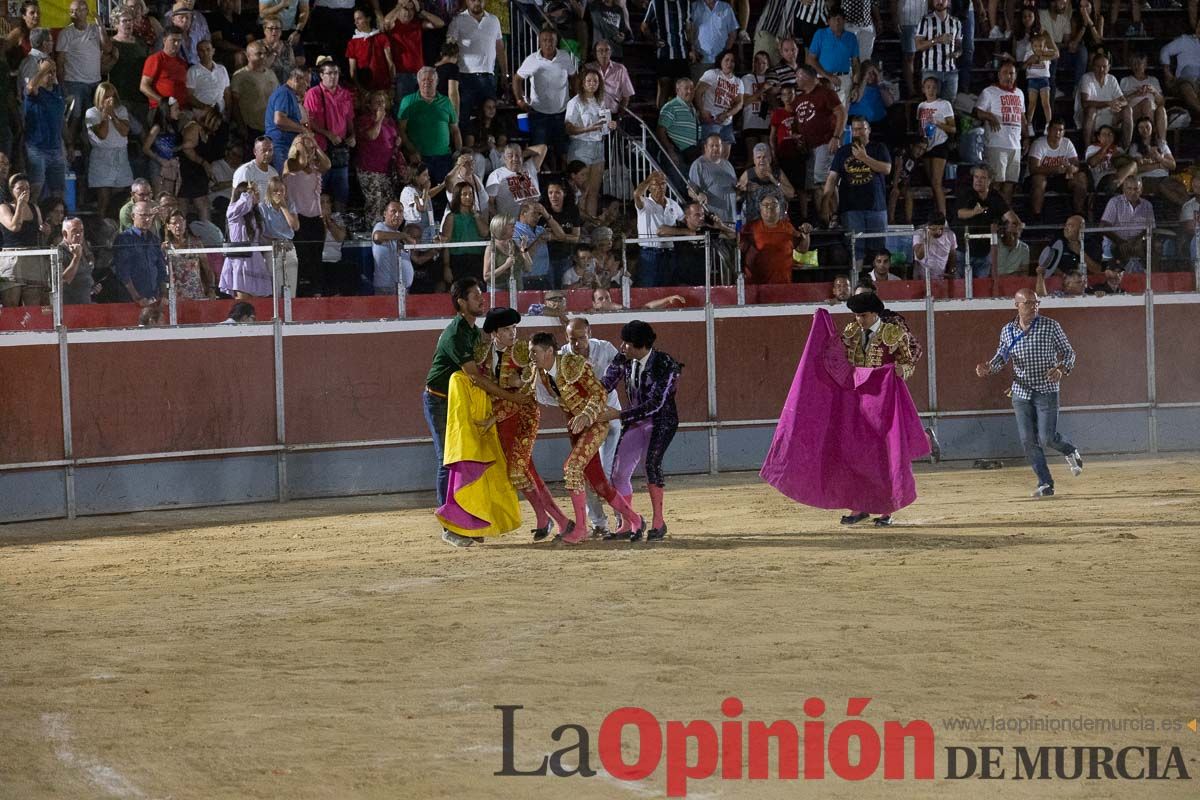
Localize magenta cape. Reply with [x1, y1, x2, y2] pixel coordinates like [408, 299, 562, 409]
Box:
[760, 308, 931, 515]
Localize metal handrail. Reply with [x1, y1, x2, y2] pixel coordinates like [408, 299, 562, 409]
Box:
[620, 107, 693, 199]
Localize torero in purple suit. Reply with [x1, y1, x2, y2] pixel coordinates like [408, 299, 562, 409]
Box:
[599, 321, 682, 541]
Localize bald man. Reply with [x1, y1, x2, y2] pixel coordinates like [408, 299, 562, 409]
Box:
[59, 217, 95, 304]
[561, 317, 622, 537]
[976, 289, 1082, 497]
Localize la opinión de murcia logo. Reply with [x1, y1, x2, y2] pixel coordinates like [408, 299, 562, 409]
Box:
[494, 699, 1192, 797]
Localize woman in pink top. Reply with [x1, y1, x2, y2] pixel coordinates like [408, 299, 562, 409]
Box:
[355, 90, 404, 223]
[283, 134, 330, 297]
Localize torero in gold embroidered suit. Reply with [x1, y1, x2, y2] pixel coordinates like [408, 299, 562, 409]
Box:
[529, 333, 646, 544]
[538, 352, 613, 491]
[841, 310, 922, 381]
[475, 338, 540, 491]
[475, 307, 573, 542]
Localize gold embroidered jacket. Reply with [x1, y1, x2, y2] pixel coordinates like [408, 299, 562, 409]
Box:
[475, 339, 538, 420]
[538, 353, 609, 423]
[842, 311, 922, 381]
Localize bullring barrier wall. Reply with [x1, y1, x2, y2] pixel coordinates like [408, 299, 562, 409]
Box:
[2, 294, 1198, 523]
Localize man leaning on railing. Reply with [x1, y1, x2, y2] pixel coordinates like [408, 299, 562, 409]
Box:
[657, 201, 734, 287]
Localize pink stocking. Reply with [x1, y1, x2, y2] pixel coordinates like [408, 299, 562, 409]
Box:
[562, 491, 589, 543]
[648, 484, 665, 529]
[614, 494, 635, 533]
[534, 480, 571, 531]
[522, 489, 549, 529]
[608, 492, 643, 533]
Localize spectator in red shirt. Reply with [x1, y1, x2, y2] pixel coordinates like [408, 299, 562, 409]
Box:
[741, 195, 798, 285]
[140, 25, 191, 110]
[345, 8, 394, 91]
[771, 65, 845, 220]
[383, 0, 444, 103]
[769, 84, 802, 199]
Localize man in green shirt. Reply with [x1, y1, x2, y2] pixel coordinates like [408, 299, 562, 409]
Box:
[655, 78, 701, 170]
[397, 66, 461, 187]
[424, 277, 528, 547]
[118, 179, 154, 231]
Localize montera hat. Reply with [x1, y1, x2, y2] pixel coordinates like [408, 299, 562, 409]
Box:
[482, 307, 521, 333]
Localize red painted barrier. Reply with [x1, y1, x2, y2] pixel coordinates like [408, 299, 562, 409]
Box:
[0, 274, 1193, 332]
[2, 297, 1198, 471]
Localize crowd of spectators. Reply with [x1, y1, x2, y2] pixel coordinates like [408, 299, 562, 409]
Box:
[0, 0, 1198, 312]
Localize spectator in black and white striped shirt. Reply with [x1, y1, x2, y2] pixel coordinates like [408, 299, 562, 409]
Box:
[915, 0, 963, 102]
[642, 0, 692, 106]
[765, 36, 802, 105]
[794, 0, 829, 55]
[752, 0, 800, 61]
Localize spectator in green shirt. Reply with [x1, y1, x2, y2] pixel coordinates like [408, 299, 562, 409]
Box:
[655, 77, 701, 170]
[424, 276, 530, 545]
[397, 66, 461, 186]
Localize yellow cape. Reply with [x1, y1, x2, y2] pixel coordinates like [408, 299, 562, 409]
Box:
[436, 371, 521, 537]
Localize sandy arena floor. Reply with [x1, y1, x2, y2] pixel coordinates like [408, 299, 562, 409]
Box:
[1, 456, 1198, 799]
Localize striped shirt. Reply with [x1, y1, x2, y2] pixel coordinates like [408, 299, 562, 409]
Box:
[986, 315, 1076, 400]
[658, 96, 700, 150]
[643, 0, 691, 61]
[795, 0, 827, 26]
[766, 59, 801, 89]
[917, 11, 962, 73]
[755, 0, 800, 37]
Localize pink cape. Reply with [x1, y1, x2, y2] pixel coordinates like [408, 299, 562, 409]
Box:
[760, 308, 931, 515]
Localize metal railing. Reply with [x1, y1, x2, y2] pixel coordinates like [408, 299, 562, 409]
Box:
[508, 1, 543, 80]
[616, 109, 692, 208]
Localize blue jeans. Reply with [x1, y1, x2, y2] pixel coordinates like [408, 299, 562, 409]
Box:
[458, 72, 497, 129]
[25, 143, 67, 199]
[270, 136, 294, 174]
[958, 4, 975, 95]
[639, 247, 669, 287]
[1012, 391, 1076, 487]
[959, 250, 993, 278]
[923, 70, 959, 104]
[322, 164, 349, 207]
[64, 80, 99, 124]
[423, 389, 449, 506]
[1051, 43, 1088, 94]
[843, 209, 888, 264]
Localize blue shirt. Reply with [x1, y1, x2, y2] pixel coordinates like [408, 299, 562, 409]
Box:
[809, 26, 859, 74]
[265, 85, 301, 151]
[371, 222, 414, 290]
[689, 0, 738, 62]
[848, 84, 887, 124]
[23, 84, 66, 150]
[514, 221, 549, 278]
[262, 204, 296, 241]
[113, 227, 168, 302]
